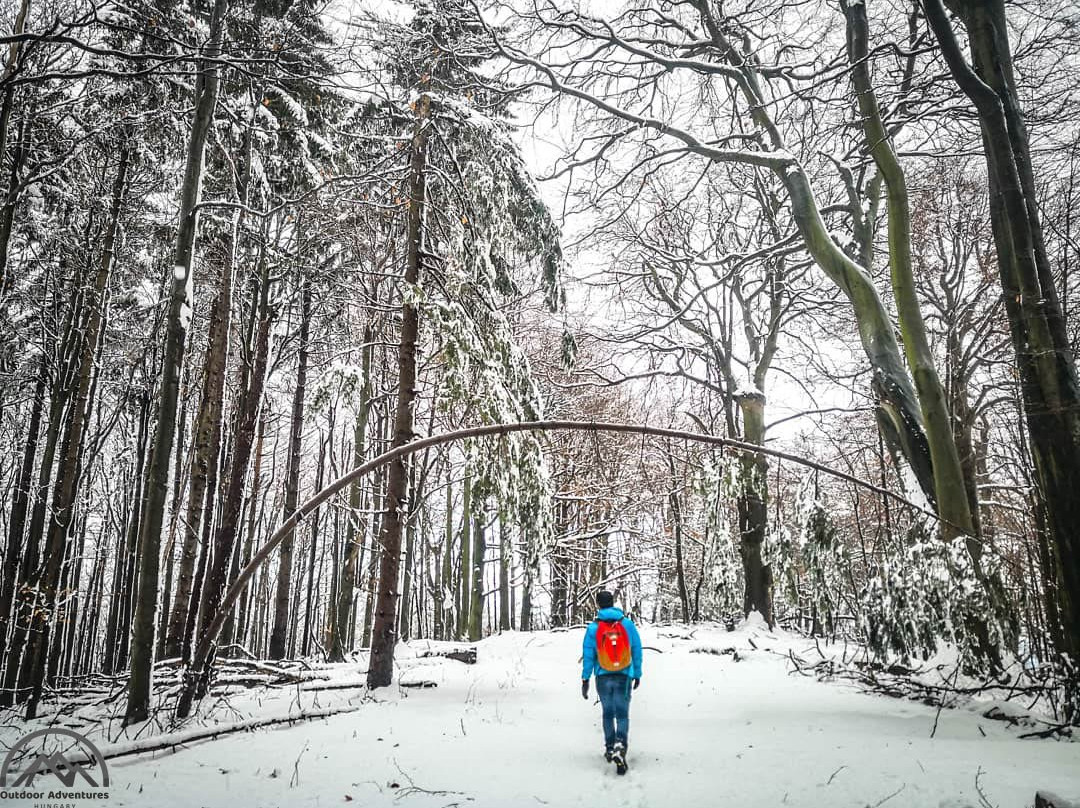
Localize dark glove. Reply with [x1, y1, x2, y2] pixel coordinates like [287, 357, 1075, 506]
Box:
[632, 678, 640, 690]
[581, 680, 589, 700]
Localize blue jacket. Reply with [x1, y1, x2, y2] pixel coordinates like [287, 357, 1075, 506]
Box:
[582, 607, 643, 680]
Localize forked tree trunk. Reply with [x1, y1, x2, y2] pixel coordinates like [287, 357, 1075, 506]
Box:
[843, 0, 974, 539]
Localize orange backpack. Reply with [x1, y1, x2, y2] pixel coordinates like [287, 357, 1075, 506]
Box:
[596, 619, 632, 672]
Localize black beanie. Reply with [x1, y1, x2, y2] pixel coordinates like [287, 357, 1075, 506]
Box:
[596, 590, 614, 609]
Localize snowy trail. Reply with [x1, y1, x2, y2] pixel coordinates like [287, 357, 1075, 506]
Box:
[98, 624, 1079, 808]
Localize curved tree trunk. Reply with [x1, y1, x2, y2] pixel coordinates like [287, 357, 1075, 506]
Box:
[843, 0, 974, 539]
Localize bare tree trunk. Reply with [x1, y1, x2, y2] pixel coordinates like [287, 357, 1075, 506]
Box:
[301, 436, 326, 656]
[367, 96, 429, 689]
[498, 522, 510, 632]
[23, 147, 128, 717]
[457, 473, 472, 638]
[519, 560, 533, 632]
[328, 335, 372, 660]
[165, 223, 238, 660]
[222, 409, 266, 652]
[666, 450, 690, 623]
[926, 0, 1080, 717]
[843, 0, 974, 538]
[0, 358, 45, 656]
[184, 253, 272, 705]
[436, 488, 454, 640]
[361, 411, 386, 648]
[269, 276, 311, 659]
[125, 0, 229, 725]
[102, 390, 150, 676]
[735, 391, 772, 626]
[399, 464, 419, 641]
[467, 496, 484, 642]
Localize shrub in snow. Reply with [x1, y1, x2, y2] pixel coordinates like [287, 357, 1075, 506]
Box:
[861, 527, 1017, 674]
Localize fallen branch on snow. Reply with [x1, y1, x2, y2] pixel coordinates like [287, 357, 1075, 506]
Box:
[79, 706, 360, 763]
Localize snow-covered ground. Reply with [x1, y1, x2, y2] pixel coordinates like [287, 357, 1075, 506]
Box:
[6, 621, 1080, 807]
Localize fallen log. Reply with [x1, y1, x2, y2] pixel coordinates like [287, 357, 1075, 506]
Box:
[418, 648, 477, 665]
[79, 706, 360, 763]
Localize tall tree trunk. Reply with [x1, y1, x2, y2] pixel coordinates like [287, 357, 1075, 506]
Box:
[1, 297, 77, 705]
[360, 409, 387, 648]
[843, 0, 974, 539]
[165, 218, 239, 660]
[467, 496, 484, 642]
[666, 451, 690, 624]
[185, 252, 272, 704]
[221, 408, 267, 652]
[399, 464, 419, 641]
[301, 436, 326, 657]
[519, 557, 534, 632]
[0, 91, 30, 298]
[327, 330, 372, 661]
[367, 96, 429, 689]
[498, 522, 510, 632]
[102, 390, 150, 676]
[735, 391, 772, 626]
[0, 358, 45, 656]
[23, 147, 128, 717]
[925, 0, 1080, 719]
[233, 412, 267, 653]
[269, 276, 311, 659]
[437, 488, 454, 640]
[125, 0, 229, 725]
[457, 472, 472, 638]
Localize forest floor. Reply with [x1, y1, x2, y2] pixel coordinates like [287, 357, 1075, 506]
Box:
[4, 619, 1080, 808]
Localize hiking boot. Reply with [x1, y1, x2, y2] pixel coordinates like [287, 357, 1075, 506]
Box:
[611, 742, 627, 775]
[604, 748, 614, 762]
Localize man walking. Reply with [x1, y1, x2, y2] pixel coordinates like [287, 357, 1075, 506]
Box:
[581, 590, 642, 774]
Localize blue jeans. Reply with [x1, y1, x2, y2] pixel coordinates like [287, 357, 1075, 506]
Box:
[595, 674, 631, 751]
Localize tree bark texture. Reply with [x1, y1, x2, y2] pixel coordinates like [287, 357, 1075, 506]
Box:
[367, 95, 429, 689]
[125, 0, 229, 725]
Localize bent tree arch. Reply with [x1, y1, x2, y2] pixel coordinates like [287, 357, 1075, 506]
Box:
[174, 419, 941, 718]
